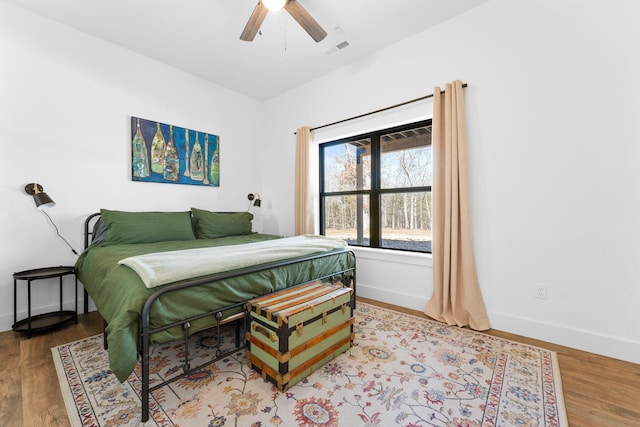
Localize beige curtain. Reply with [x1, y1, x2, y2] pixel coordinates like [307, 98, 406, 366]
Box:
[294, 126, 315, 235]
[424, 80, 490, 331]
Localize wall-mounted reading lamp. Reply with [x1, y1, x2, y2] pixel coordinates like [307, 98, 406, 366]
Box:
[25, 183, 78, 255]
[25, 183, 55, 209]
[247, 193, 261, 210]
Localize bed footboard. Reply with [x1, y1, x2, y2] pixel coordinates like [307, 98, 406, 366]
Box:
[137, 250, 356, 422]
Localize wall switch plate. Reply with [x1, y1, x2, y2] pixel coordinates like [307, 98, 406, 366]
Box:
[534, 283, 548, 299]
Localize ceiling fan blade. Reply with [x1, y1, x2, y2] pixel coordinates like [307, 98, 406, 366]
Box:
[240, 1, 269, 41]
[284, 0, 327, 42]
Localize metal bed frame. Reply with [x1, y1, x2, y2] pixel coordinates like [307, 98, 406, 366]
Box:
[81, 212, 356, 422]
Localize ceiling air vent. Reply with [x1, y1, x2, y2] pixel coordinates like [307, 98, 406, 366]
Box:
[325, 41, 350, 55]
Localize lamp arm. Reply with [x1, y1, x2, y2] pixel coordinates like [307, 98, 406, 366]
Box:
[40, 210, 78, 255]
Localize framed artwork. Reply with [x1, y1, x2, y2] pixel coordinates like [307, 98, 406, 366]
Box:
[131, 116, 220, 186]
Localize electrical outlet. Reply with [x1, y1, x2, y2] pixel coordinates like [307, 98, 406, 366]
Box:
[534, 283, 547, 299]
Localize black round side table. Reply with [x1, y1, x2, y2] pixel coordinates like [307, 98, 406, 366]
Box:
[12, 266, 78, 338]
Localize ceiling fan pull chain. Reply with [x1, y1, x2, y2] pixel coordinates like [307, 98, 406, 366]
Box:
[284, 19, 288, 52]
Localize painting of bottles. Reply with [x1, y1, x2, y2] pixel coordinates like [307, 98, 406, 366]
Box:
[131, 116, 220, 186]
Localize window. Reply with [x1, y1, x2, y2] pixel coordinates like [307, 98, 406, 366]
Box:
[319, 120, 432, 253]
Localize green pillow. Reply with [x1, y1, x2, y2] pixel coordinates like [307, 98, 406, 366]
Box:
[100, 209, 195, 244]
[191, 208, 254, 239]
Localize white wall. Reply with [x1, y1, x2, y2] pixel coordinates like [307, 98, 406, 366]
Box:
[260, 0, 640, 364]
[0, 2, 264, 329]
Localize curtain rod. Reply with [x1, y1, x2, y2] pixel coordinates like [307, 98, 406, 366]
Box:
[295, 82, 467, 135]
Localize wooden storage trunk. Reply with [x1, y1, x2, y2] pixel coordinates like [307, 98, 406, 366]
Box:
[246, 281, 354, 391]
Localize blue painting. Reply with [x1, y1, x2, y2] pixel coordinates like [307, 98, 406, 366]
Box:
[131, 116, 220, 186]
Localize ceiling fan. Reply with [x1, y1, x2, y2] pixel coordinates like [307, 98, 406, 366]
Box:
[240, 0, 327, 43]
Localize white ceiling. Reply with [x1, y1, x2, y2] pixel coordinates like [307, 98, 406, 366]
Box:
[6, 0, 490, 100]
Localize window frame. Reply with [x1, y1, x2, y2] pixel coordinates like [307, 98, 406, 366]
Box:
[319, 119, 432, 253]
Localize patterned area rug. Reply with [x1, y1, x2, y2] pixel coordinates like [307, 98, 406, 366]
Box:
[52, 302, 567, 426]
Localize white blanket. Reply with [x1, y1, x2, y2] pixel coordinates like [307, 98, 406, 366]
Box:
[118, 235, 347, 288]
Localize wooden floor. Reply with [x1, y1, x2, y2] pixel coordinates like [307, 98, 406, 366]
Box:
[1, 298, 639, 426]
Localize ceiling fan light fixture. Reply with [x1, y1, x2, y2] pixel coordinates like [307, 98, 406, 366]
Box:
[262, 0, 286, 11]
[241, 0, 326, 43]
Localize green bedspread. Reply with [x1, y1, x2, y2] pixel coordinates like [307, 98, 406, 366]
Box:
[76, 234, 355, 382]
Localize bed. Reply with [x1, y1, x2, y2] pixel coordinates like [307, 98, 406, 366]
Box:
[76, 208, 356, 422]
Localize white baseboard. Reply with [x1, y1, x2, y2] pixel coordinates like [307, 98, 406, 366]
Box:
[490, 312, 640, 365]
[357, 282, 640, 365]
[6, 284, 638, 366]
[357, 282, 428, 313]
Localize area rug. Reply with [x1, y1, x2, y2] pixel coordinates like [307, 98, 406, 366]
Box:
[52, 302, 567, 426]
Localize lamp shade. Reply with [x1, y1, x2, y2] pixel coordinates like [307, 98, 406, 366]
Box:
[247, 193, 262, 208]
[33, 192, 56, 210]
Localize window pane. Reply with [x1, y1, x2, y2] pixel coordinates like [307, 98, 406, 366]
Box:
[380, 192, 431, 253]
[322, 139, 371, 192]
[323, 194, 370, 246]
[381, 125, 431, 189]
